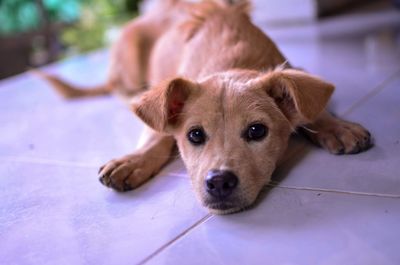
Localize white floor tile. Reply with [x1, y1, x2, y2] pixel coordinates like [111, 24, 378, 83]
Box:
[146, 187, 400, 265]
[0, 161, 207, 265]
[0, 50, 145, 167]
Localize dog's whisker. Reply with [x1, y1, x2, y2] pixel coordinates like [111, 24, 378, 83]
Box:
[300, 126, 319, 134]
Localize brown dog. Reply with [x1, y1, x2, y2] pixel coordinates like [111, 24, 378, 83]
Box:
[38, 0, 372, 214]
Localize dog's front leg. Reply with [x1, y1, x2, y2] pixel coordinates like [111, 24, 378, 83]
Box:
[302, 110, 373, 155]
[99, 126, 175, 191]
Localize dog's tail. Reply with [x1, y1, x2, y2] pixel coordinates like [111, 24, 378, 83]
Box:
[32, 70, 112, 99]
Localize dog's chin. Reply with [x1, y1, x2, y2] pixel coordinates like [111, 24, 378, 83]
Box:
[203, 199, 248, 215]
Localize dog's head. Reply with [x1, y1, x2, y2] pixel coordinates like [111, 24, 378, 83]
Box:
[132, 69, 333, 214]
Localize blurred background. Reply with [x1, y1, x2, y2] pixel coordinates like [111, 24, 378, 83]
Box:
[0, 0, 399, 80]
[0, 0, 140, 79]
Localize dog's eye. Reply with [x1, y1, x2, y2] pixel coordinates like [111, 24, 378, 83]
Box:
[244, 123, 268, 142]
[187, 127, 207, 145]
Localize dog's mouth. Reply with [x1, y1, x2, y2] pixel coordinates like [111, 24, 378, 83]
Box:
[207, 201, 234, 210]
[204, 197, 245, 214]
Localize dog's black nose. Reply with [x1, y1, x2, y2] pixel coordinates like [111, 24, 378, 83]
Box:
[206, 170, 238, 199]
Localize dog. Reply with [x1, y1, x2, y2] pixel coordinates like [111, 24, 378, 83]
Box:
[37, 0, 372, 214]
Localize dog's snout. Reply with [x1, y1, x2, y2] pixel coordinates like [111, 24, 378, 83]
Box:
[206, 170, 238, 199]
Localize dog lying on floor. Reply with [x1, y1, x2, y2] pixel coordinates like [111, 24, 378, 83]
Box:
[37, 0, 372, 214]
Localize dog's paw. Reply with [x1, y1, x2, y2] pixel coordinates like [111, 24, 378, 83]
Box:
[305, 118, 373, 155]
[98, 154, 155, 191]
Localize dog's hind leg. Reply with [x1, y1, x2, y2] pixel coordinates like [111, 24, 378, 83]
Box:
[108, 1, 184, 98]
[108, 18, 155, 98]
[34, 18, 155, 100]
[36, 4, 176, 99]
[302, 110, 373, 155]
[99, 126, 176, 191]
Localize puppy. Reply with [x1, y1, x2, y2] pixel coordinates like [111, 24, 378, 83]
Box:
[38, 0, 372, 214]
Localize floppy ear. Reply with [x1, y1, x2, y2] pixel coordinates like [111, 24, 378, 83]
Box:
[131, 78, 197, 132]
[261, 69, 334, 125]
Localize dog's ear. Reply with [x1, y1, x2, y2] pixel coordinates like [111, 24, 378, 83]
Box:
[131, 78, 198, 132]
[260, 69, 334, 125]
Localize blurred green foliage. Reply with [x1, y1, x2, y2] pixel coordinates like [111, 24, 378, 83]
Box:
[62, 0, 139, 53]
[0, 0, 80, 35]
[0, 0, 139, 53]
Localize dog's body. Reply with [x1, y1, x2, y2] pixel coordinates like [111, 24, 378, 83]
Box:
[39, 0, 372, 214]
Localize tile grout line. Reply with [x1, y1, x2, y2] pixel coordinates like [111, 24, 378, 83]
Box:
[137, 214, 213, 265]
[0, 156, 99, 169]
[340, 68, 400, 117]
[165, 172, 189, 178]
[0, 154, 195, 181]
[268, 183, 400, 198]
[0, 155, 189, 180]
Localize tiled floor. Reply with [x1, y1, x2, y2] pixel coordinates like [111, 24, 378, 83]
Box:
[1, 2, 400, 265]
